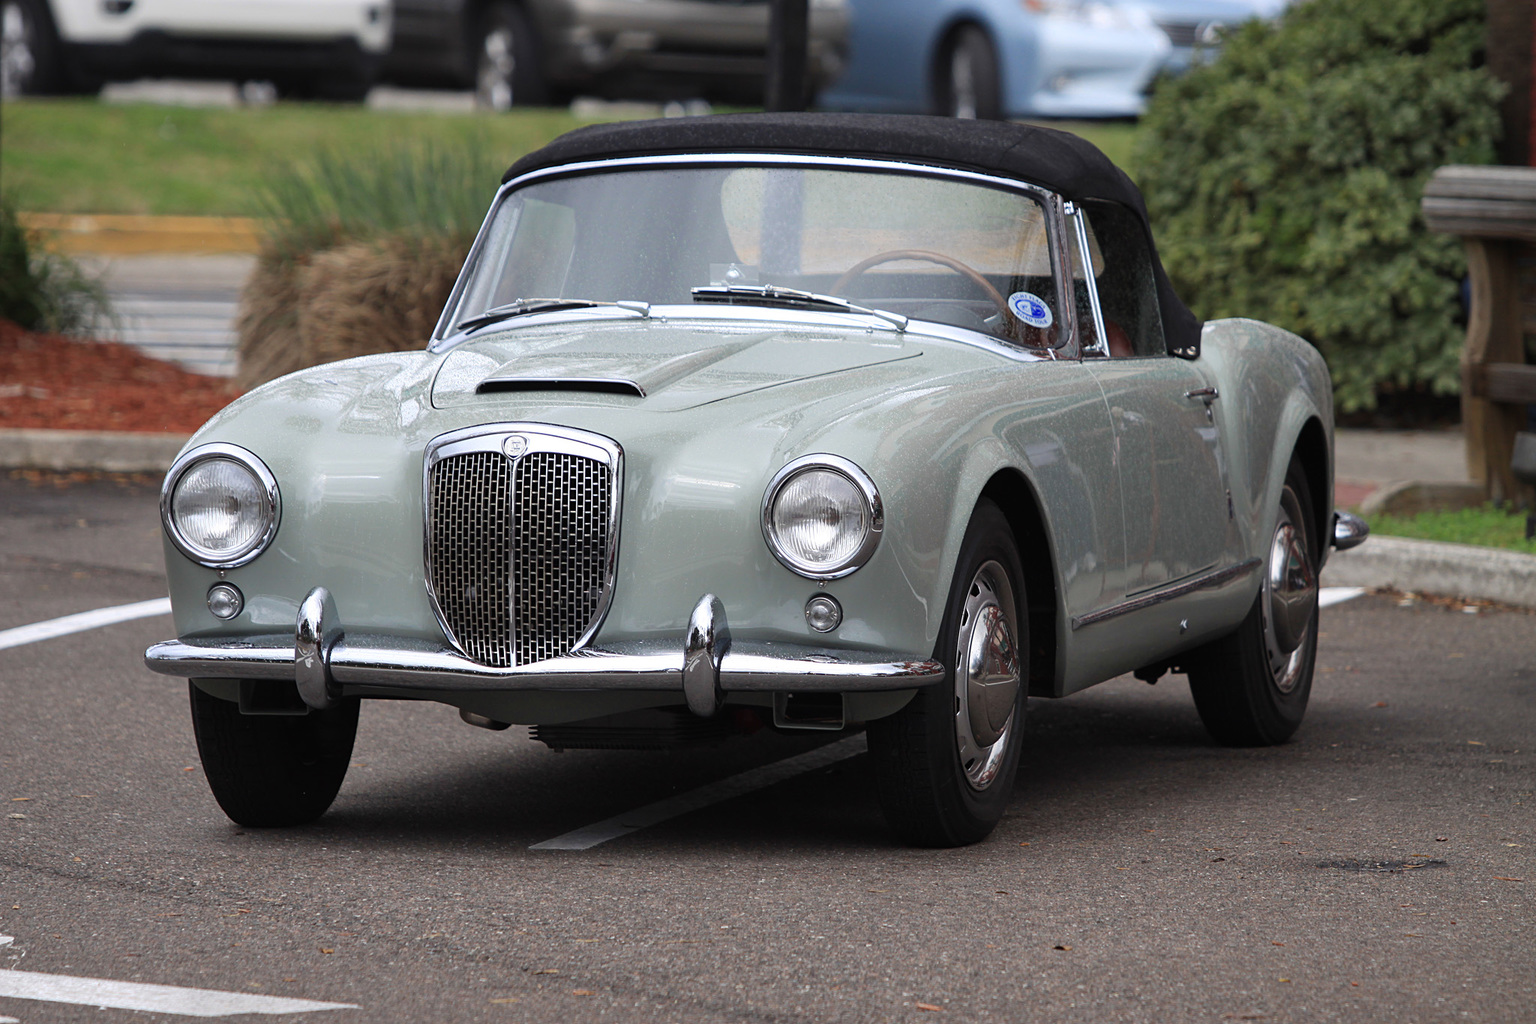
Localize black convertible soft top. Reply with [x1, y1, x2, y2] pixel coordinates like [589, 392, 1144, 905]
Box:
[504, 112, 1201, 357]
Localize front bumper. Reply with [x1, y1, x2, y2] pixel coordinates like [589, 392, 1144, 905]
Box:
[145, 589, 943, 718]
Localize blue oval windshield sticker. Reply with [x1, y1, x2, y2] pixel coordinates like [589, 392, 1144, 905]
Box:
[1008, 291, 1053, 329]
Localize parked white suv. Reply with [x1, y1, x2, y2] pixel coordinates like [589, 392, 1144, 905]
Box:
[1, 0, 391, 100]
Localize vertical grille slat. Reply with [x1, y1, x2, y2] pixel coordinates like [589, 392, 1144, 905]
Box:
[428, 441, 614, 668]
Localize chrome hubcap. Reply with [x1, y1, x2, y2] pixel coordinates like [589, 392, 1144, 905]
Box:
[953, 560, 1021, 790]
[1261, 489, 1315, 693]
[476, 27, 515, 111]
[1, 2, 35, 98]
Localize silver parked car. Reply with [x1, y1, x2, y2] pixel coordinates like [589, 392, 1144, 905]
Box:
[384, 0, 848, 109]
[146, 113, 1366, 847]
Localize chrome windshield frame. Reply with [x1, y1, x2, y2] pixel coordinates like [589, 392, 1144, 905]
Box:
[430, 152, 1079, 360]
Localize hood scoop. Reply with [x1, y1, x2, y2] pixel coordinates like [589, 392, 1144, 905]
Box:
[473, 344, 756, 400]
[479, 376, 646, 397]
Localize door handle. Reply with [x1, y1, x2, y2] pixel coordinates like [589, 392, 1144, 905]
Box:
[1185, 387, 1219, 403]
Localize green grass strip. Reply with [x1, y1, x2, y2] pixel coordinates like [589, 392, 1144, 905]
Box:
[1365, 503, 1536, 555]
[2, 99, 1143, 217]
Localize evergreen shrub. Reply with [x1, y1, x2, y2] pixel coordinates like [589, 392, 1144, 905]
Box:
[1133, 0, 1504, 411]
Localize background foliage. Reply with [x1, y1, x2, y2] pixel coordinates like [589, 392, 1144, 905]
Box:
[1133, 0, 1505, 411]
[237, 139, 495, 388]
[0, 196, 111, 335]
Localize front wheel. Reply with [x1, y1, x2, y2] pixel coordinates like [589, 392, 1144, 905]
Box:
[868, 499, 1027, 846]
[189, 682, 359, 827]
[1186, 458, 1319, 745]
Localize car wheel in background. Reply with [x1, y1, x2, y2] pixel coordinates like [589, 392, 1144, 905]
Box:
[189, 682, 359, 827]
[1186, 457, 1319, 746]
[868, 499, 1026, 846]
[1, 0, 60, 96]
[937, 25, 1001, 120]
[474, 2, 546, 110]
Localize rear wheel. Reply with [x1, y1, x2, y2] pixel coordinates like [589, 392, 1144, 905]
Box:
[473, 2, 546, 110]
[1186, 458, 1319, 745]
[937, 26, 1001, 120]
[868, 499, 1026, 846]
[189, 682, 359, 827]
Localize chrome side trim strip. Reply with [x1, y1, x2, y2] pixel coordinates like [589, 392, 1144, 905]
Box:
[1069, 558, 1263, 631]
[144, 634, 944, 694]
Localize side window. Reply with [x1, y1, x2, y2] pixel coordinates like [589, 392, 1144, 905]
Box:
[1081, 200, 1165, 358]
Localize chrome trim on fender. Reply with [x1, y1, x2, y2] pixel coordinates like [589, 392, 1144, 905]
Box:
[144, 634, 944, 694]
[1332, 510, 1370, 551]
[160, 442, 281, 569]
[1070, 558, 1263, 631]
[761, 454, 884, 580]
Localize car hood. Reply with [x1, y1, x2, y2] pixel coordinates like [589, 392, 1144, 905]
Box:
[430, 318, 922, 412]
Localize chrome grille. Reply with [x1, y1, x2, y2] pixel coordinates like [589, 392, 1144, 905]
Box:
[427, 443, 615, 668]
[513, 451, 612, 665]
[429, 451, 514, 666]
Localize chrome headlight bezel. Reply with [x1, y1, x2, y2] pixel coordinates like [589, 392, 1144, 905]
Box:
[761, 454, 883, 580]
[160, 443, 281, 569]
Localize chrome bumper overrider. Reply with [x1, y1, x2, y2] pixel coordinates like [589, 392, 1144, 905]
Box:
[145, 589, 944, 717]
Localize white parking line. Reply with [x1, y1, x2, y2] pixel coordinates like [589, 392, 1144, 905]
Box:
[1319, 587, 1366, 609]
[0, 969, 355, 1017]
[0, 597, 172, 651]
[531, 733, 868, 850]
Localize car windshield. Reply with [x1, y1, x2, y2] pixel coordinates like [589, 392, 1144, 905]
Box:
[446, 164, 1064, 347]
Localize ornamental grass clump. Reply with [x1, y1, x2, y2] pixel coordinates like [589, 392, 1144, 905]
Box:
[1132, 0, 1504, 412]
[0, 195, 111, 336]
[237, 140, 502, 389]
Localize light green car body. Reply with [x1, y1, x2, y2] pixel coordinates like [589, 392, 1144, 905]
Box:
[153, 297, 1334, 725]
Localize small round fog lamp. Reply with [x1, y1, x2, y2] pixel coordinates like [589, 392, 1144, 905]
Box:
[207, 582, 244, 620]
[805, 594, 843, 633]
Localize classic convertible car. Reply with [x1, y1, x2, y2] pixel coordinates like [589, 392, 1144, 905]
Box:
[146, 113, 1367, 847]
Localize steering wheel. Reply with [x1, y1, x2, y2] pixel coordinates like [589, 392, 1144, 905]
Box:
[830, 249, 1009, 317]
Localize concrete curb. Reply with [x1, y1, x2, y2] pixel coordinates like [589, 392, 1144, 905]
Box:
[1322, 535, 1536, 610]
[0, 429, 190, 474]
[19, 213, 261, 256]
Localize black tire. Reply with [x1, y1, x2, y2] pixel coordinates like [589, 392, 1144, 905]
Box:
[189, 682, 359, 827]
[1, 0, 64, 96]
[472, 2, 546, 110]
[868, 499, 1027, 846]
[1186, 458, 1320, 746]
[937, 25, 1002, 120]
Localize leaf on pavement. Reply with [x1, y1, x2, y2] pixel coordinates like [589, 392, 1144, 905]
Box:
[915, 1002, 944, 1012]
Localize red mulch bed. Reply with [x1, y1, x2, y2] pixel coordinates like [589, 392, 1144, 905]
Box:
[0, 319, 240, 433]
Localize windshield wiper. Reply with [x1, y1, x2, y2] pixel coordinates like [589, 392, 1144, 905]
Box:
[690, 284, 907, 332]
[456, 298, 650, 334]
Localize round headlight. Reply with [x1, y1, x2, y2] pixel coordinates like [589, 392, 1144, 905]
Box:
[762, 455, 882, 579]
[161, 444, 280, 568]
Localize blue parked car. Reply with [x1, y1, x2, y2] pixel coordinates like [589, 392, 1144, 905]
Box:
[819, 0, 1170, 119]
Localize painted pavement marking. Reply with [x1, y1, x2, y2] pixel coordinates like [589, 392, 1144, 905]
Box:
[0, 597, 171, 651]
[1319, 586, 1367, 609]
[0, 968, 355, 1018]
[532, 734, 868, 850]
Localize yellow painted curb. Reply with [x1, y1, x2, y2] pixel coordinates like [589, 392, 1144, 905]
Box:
[19, 212, 263, 255]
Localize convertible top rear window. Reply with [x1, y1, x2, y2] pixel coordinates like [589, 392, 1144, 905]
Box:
[448, 164, 1063, 347]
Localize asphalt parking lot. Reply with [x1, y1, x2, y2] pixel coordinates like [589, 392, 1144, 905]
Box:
[1, 472, 1532, 1023]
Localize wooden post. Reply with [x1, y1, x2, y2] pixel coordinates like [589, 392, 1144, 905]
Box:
[765, 0, 809, 112]
[1460, 238, 1528, 500]
[1423, 166, 1536, 504]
